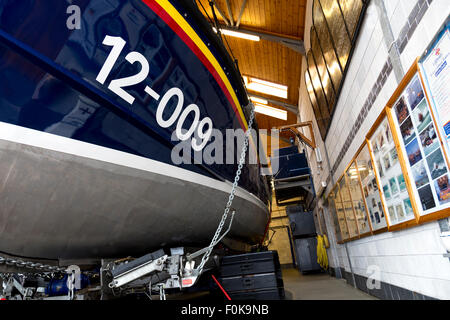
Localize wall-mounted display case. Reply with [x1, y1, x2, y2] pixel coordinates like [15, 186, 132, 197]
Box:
[387, 61, 450, 223]
[326, 21, 450, 243]
[368, 113, 417, 230]
[345, 161, 372, 236]
[420, 20, 450, 159]
[356, 144, 388, 232]
[338, 176, 359, 239]
[419, 20, 450, 218]
[329, 186, 349, 242]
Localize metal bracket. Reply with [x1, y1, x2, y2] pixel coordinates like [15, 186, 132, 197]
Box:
[274, 121, 317, 150]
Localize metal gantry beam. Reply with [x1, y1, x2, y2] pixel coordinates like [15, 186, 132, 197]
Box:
[211, 1, 231, 26]
[274, 122, 316, 150]
[236, 0, 247, 28]
[219, 25, 306, 55]
[250, 93, 299, 115]
[225, 0, 234, 26]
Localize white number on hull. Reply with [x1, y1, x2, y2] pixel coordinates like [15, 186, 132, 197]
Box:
[96, 35, 213, 150]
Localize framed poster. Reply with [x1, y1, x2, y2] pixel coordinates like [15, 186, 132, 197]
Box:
[420, 19, 450, 161]
[345, 161, 372, 236]
[367, 113, 417, 229]
[387, 65, 450, 221]
[355, 144, 388, 232]
[338, 176, 359, 239]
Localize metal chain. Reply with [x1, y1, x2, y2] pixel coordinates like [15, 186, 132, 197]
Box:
[196, 103, 255, 273]
[0, 256, 66, 273]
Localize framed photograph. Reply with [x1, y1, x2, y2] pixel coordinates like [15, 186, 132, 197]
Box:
[385, 123, 392, 144]
[383, 184, 391, 199]
[405, 75, 425, 110]
[378, 202, 384, 217]
[420, 123, 439, 156]
[390, 148, 399, 166]
[383, 153, 391, 171]
[434, 174, 450, 205]
[395, 96, 409, 124]
[397, 174, 406, 192]
[411, 161, 430, 188]
[426, 149, 448, 180]
[389, 178, 399, 195]
[395, 204, 405, 219]
[412, 99, 432, 133]
[400, 117, 416, 145]
[372, 178, 378, 191]
[406, 138, 423, 167]
[377, 159, 384, 178]
[404, 198, 414, 215]
[388, 206, 396, 221]
[418, 184, 436, 211]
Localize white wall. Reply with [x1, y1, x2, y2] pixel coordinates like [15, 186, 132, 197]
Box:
[299, 0, 450, 299]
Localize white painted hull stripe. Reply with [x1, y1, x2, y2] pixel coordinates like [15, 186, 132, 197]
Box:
[0, 121, 268, 212]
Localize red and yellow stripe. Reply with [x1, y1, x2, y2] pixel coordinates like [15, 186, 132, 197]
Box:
[141, 0, 248, 130]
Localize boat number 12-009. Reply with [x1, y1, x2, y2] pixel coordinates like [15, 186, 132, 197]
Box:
[95, 35, 213, 151]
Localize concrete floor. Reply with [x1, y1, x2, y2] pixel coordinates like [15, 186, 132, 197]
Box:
[282, 269, 377, 300]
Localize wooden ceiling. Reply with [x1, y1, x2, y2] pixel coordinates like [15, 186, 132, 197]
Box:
[196, 0, 307, 154]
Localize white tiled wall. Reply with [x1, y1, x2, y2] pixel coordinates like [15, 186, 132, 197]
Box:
[299, 0, 450, 299]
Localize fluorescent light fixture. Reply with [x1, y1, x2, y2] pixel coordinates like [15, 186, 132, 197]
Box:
[254, 103, 287, 121]
[212, 27, 260, 41]
[243, 76, 288, 99]
[249, 96, 268, 105]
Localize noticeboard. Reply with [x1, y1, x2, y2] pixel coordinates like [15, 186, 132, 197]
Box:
[420, 19, 450, 158]
[355, 144, 388, 232]
[389, 69, 450, 219]
[368, 114, 417, 228]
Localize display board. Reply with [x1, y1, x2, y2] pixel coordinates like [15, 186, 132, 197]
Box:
[346, 162, 371, 236]
[389, 70, 450, 218]
[326, 20, 450, 243]
[368, 115, 416, 228]
[330, 186, 349, 241]
[356, 144, 388, 232]
[420, 20, 450, 158]
[338, 177, 359, 238]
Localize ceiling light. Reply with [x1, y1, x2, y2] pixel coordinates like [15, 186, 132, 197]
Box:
[249, 96, 268, 105]
[212, 27, 260, 41]
[254, 103, 287, 121]
[243, 76, 288, 99]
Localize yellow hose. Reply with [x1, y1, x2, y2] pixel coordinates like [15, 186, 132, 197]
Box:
[316, 235, 328, 270]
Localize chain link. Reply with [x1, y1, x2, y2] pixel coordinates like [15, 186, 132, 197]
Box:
[0, 256, 66, 273]
[196, 103, 255, 273]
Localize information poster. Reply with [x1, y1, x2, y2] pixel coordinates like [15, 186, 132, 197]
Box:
[391, 74, 450, 215]
[421, 22, 450, 152]
[369, 116, 415, 226]
[356, 144, 387, 231]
